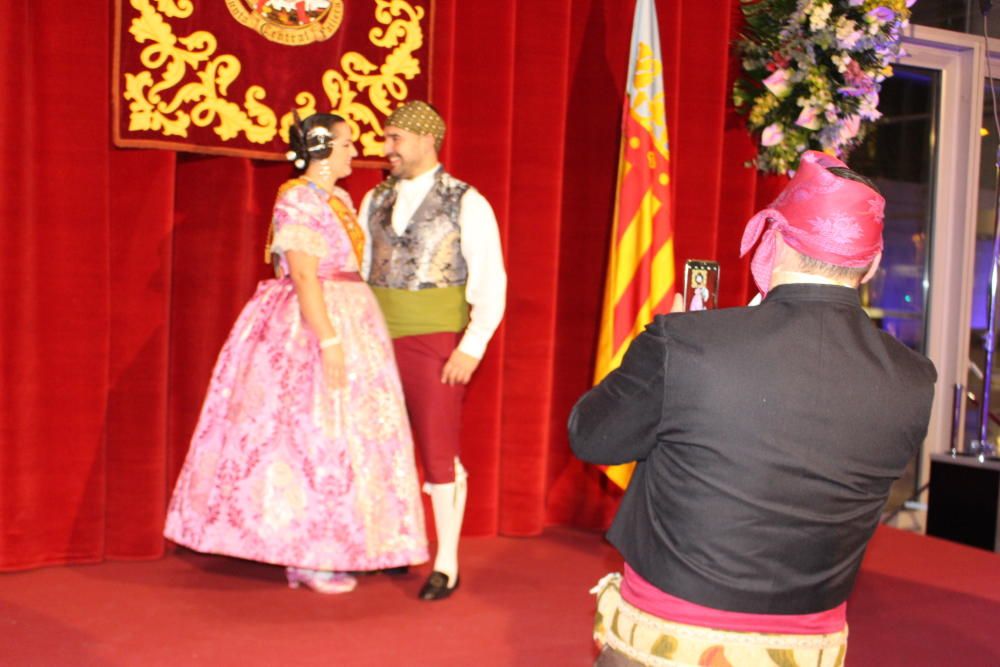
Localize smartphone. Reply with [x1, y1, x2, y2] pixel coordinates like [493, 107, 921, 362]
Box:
[683, 260, 720, 311]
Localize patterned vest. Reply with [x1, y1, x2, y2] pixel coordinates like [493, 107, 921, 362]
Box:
[368, 170, 471, 289]
[367, 170, 472, 338]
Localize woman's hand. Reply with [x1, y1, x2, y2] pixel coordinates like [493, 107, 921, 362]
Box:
[321, 344, 347, 389]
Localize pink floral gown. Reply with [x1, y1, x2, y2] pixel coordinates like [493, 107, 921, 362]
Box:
[164, 181, 428, 571]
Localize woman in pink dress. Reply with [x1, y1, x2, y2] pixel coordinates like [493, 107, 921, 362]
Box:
[164, 113, 428, 593]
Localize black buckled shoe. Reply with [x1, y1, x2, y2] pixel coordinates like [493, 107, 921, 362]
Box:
[418, 571, 459, 601]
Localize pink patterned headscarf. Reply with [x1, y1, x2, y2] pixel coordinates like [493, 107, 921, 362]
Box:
[740, 151, 885, 295]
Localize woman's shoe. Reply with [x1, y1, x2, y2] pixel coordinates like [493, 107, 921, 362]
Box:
[286, 567, 357, 594]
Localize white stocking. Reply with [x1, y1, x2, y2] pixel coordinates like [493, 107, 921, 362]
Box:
[425, 459, 467, 587]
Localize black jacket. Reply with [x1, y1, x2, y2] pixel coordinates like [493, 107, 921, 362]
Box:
[569, 283, 936, 614]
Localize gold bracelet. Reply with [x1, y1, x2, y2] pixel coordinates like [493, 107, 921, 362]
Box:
[319, 333, 341, 349]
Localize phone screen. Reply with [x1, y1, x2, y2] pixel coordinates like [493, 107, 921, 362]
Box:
[683, 260, 720, 311]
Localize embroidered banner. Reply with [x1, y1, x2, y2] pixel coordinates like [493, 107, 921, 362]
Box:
[113, 0, 432, 162]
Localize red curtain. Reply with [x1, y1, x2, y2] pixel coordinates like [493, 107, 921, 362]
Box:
[0, 0, 777, 570]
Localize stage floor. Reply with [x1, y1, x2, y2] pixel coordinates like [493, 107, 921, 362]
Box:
[1, 526, 998, 666]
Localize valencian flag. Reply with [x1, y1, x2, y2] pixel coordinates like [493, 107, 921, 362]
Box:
[594, 0, 675, 489]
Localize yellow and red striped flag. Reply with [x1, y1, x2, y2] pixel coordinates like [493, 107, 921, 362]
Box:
[594, 0, 675, 490]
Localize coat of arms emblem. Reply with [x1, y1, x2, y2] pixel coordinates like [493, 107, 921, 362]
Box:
[225, 0, 345, 45]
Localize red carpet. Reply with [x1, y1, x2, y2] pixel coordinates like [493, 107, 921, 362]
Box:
[0, 526, 997, 666]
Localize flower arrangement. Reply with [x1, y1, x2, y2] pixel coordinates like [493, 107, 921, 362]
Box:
[734, 0, 915, 174]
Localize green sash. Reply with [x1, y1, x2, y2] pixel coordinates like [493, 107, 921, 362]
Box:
[371, 286, 469, 339]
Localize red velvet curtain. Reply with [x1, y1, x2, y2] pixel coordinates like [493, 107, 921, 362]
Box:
[0, 0, 779, 570]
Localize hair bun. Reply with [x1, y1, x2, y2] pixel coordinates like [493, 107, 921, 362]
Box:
[285, 111, 346, 171]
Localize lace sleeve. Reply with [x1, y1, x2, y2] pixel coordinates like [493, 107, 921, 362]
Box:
[270, 185, 329, 261]
[271, 223, 329, 260]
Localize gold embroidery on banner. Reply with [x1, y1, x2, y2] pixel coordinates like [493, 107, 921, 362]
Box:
[123, 0, 277, 142]
[156, 0, 194, 19]
[312, 0, 426, 155]
[224, 0, 345, 46]
[121, 0, 426, 155]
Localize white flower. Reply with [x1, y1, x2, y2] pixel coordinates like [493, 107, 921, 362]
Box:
[859, 94, 882, 120]
[809, 2, 833, 31]
[836, 17, 862, 48]
[831, 53, 852, 73]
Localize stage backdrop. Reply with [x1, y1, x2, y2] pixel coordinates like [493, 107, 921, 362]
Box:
[0, 0, 782, 570]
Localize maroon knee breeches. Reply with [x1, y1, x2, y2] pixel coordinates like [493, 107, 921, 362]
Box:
[392, 332, 466, 484]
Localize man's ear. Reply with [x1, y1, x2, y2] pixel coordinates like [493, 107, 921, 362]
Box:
[421, 132, 437, 154]
[860, 252, 882, 285]
[771, 230, 793, 268]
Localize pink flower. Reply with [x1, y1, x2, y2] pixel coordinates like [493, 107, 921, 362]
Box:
[836, 20, 863, 49]
[839, 61, 877, 97]
[795, 106, 822, 130]
[840, 115, 862, 141]
[765, 52, 790, 73]
[763, 69, 792, 99]
[761, 123, 785, 146]
[868, 6, 896, 23]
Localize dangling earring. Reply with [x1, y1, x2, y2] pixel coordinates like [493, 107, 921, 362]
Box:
[315, 159, 333, 180]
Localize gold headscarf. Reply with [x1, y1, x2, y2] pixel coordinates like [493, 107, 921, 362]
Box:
[385, 100, 446, 151]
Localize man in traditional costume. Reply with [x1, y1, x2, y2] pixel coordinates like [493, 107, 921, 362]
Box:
[360, 101, 507, 601]
[571, 151, 936, 665]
